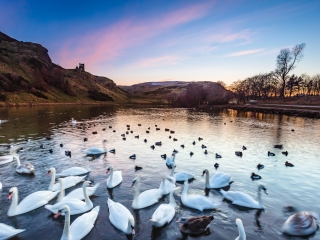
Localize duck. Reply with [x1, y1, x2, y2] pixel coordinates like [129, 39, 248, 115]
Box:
[107, 198, 135, 235]
[135, 135, 139, 139]
[192, 141, 196, 145]
[60, 143, 63, 148]
[257, 164, 264, 170]
[169, 136, 172, 139]
[173, 149, 178, 153]
[85, 140, 107, 155]
[144, 139, 147, 143]
[151, 187, 181, 227]
[109, 149, 116, 154]
[45, 181, 93, 215]
[150, 145, 155, 149]
[106, 165, 122, 188]
[83, 137, 88, 142]
[54, 205, 100, 239]
[159, 176, 176, 195]
[57, 178, 100, 202]
[235, 218, 246, 240]
[71, 118, 77, 124]
[242, 146, 247, 150]
[190, 152, 194, 156]
[173, 138, 178, 141]
[155, 141, 162, 146]
[170, 163, 195, 181]
[181, 144, 185, 148]
[204, 150, 208, 154]
[251, 172, 261, 180]
[215, 153, 222, 158]
[285, 161, 294, 167]
[161, 154, 167, 159]
[49, 149, 53, 154]
[47, 167, 86, 191]
[55, 165, 90, 177]
[282, 211, 318, 236]
[274, 144, 283, 149]
[201, 144, 207, 149]
[282, 151, 288, 156]
[131, 176, 163, 209]
[268, 151, 275, 156]
[65, 151, 71, 157]
[198, 137, 203, 141]
[166, 154, 176, 168]
[135, 165, 143, 171]
[214, 163, 219, 169]
[220, 184, 268, 209]
[202, 170, 233, 188]
[14, 155, 35, 174]
[7, 187, 60, 216]
[0, 223, 25, 239]
[176, 215, 214, 235]
[121, 134, 125, 137]
[123, 137, 126, 140]
[181, 180, 220, 211]
[235, 151, 243, 157]
[129, 154, 136, 160]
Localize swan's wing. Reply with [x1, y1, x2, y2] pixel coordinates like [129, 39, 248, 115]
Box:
[0, 223, 25, 239]
[183, 194, 219, 210]
[45, 198, 85, 214]
[57, 167, 89, 176]
[109, 202, 132, 233]
[69, 206, 100, 239]
[231, 192, 259, 208]
[65, 183, 100, 201]
[152, 204, 175, 223]
[62, 175, 87, 189]
[135, 189, 162, 208]
[18, 191, 59, 210]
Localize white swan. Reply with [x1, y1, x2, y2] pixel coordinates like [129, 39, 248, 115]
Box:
[170, 163, 195, 181]
[131, 176, 163, 209]
[57, 178, 100, 202]
[106, 165, 122, 188]
[0, 223, 25, 239]
[0, 154, 14, 165]
[202, 169, 233, 188]
[181, 180, 220, 211]
[55, 165, 90, 177]
[235, 218, 246, 240]
[166, 154, 176, 168]
[7, 187, 60, 217]
[55, 205, 99, 240]
[151, 187, 180, 227]
[48, 167, 86, 191]
[14, 155, 35, 174]
[159, 176, 176, 195]
[85, 140, 107, 155]
[282, 211, 318, 236]
[107, 198, 135, 235]
[71, 118, 77, 124]
[220, 185, 268, 209]
[45, 181, 93, 215]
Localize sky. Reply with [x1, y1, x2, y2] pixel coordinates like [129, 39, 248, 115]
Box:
[1, 0, 320, 86]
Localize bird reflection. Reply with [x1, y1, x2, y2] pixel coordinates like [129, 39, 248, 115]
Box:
[255, 209, 264, 230]
[107, 187, 114, 200]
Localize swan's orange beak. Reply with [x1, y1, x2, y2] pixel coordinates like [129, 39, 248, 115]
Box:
[132, 229, 135, 235]
[8, 192, 13, 200]
[54, 212, 61, 218]
[47, 171, 51, 176]
[106, 170, 110, 174]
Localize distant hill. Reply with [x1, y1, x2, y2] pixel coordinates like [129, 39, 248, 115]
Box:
[0, 31, 128, 104]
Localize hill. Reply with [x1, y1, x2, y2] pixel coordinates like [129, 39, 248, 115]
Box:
[0, 31, 128, 104]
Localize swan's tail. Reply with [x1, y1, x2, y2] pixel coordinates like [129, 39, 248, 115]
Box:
[44, 204, 57, 214]
[91, 205, 100, 214]
[220, 189, 227, 196]
[107, 198, 115, 207]
[93, 183, 100, 191]
[10, 228, 26, 236]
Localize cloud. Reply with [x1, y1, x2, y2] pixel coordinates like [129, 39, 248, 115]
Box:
[224, 48, 264, 57]
[126, 55, 184, 69]
[206, 29, 251, 43]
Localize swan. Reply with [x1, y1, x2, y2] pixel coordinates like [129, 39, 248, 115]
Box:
[107, 198, 135, 235]
[150, 187, 180, 227]
[159, 176, 176, 195]
[131, 176, 163, 209]
[220, 185, 268, 209]
[45, 181, 93, 215]
[14, 155, 35, 174]
[0, 223, 25, 239]
[282, 211, 318, 236]
[57, 178, 100, 202]
[170, 163, 195, 181]
[166, 154, 176, 168]
[106, 165, 122, 188]
[0, 152, 14, 165]
[47, 167, 86, 191]
[71, 118, 77, 124]
[202, 169, 233, 188]
[176, 215, 214, 234]
[235, 218, 246, 240]
[181, 180, 220, 211]
[55, 164, 90, 177]
[85, 140, 107, 155]
[54, 205, 99, 240]
[7, 187, 60, 217]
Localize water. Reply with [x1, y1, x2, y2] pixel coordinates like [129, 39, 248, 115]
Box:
[0, 105, 320, 240]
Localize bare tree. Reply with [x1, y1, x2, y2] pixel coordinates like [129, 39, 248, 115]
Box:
[275, 43, 306, 98]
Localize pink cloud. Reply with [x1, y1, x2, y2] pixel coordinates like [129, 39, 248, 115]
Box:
[56, 1, 214, 70]
[224, 48, 264, 57]
[206, 29, 251, 43]
[127, 55, 183, 69]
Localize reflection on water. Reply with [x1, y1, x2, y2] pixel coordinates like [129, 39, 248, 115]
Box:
[0, 105, 320, 239]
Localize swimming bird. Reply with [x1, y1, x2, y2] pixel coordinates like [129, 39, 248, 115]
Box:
[251, 172, 262, 180]
[60, 143, 63, 148]
[0, 223, 25, 239]
[242, 146, 247, 150]
[282, 151, 288, 156]
[47, 167, 86, 191]
[202, 170, 233, 188]
[123, 137, 126, 140]
[65, 151, 71, 157]
[71, 118, 77, 124]
[198, 137, 203, 141]
[214, 163, 219, 169]
[235, 151, 243, 157]
[176, 215, 214, 235]
[190, 152, 194, 156]
[173, 149, 178, 153]
[257, 164, 264, 170]
[159, 176, 176, 195]
[173, 138, 178, 141]
[220, 184, 268, 209]
[55, 165, 90, 177]
[151, 187, 181, 227]
[150, 145, 155, 149]
[181, 144, 185, 148]
[235, 218, 246, 240]
[285, 161, 294, 167]
[161, 154, 167, 159]
[131, 176, 163, 209]
[129, 154, 136, 160]
[109, 149, 116, 154]
[216, 153, 222, 158]
[107, 198, 135, 235]
[201, 144, 207, 149]
[85, 140, 107, 155]
[170, 163, 195, 181]
[268, 151, 275, 156]
[106, 165, 122, 188]
[84, 137, 88, 142]
[181, 180, 220, 211]
[144, 139, 147, 143]
[7, 187, 60, 216]
[135, 135, 139, 139]
[204, 150, 208, 154]
[135, 165, 143, 171]
[282, 211, 318, 236]
[166, 154, 176, 168]
[192, 141, 196, 145]
[155, 141, 162, 146]
[14, 155, 35, 174]
[121, 134, 125, 137]
[54, 205, 100, 240]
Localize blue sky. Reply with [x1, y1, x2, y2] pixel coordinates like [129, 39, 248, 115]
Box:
[1, 0, 319, 85]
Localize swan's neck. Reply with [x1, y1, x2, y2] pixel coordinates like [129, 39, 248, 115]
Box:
[182, 182, 188, 196]
[62, 210, 71, 239]
[8, 189, 18, 215]
[238, 223, 246, 240]
[83, 184, 91, 206]
[109, 168, 114, 184]
[257, 187, 263, 206]
[14, 156, 21, 167]
[49, 170, 56, 190]
[204, 170, 210, 188]
[169, 189, 176, 206]
[58, 180, 65, 202]
[170, 167, 174, 177]
[134, 180, 140, 199]
[103, 141, 106, 151]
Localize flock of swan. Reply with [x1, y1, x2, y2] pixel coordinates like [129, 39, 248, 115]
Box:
[0, 118, 319, 240]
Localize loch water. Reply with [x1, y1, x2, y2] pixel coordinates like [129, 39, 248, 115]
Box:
[0, 105, 320, 240]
